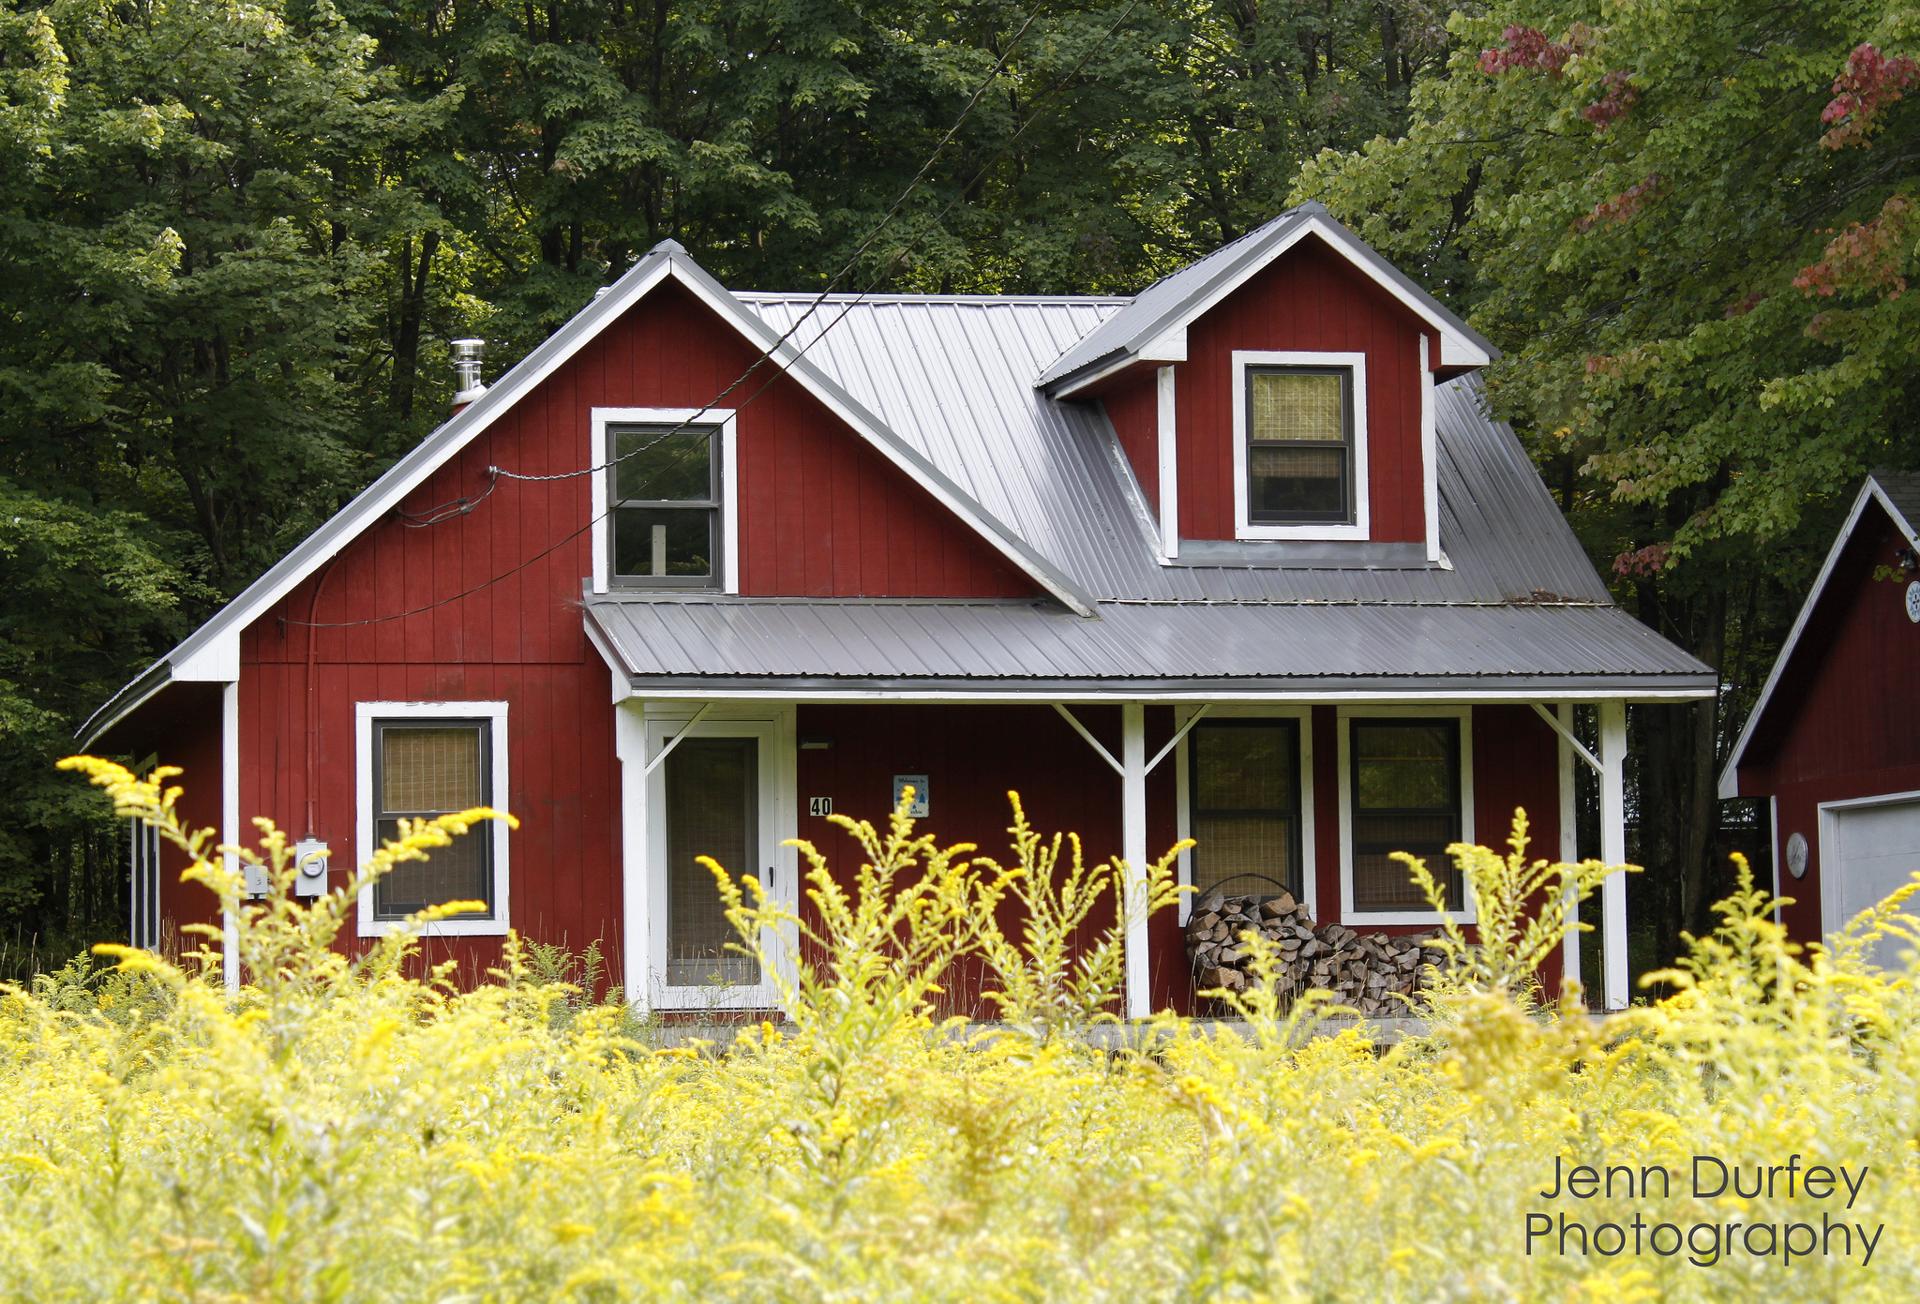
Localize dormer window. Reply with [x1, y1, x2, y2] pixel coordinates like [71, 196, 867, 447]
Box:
[1231, 350, 1369, 541]
[610, 425, 721, 587]
[590, 406, 740, 594]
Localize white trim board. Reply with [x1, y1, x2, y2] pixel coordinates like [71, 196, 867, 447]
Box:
[1230, 350, 1370, 542]
[1718, 476, 1920, 799]
[590, 406, 741, 596]
[354, 700, 512, 938]
[1336, 704, 1477, 926]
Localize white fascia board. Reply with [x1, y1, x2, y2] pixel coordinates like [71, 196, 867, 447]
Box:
[1140, 328, 1187, 362]
[173, 631, 240, 682]
[1717, 478, 1916, 799]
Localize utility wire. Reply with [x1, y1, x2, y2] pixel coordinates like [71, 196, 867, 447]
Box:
[292, 0, 1141, 629]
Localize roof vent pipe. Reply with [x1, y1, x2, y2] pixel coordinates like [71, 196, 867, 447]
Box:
[451, 338, 487, 411]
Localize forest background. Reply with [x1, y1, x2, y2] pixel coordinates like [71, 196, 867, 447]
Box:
[1, 0, 1914, 980]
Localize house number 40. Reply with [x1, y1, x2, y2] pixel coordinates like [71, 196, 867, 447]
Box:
[808, 797, 833, 817]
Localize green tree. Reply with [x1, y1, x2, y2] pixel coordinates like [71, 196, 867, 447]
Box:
[1295, 0, 1920, 961]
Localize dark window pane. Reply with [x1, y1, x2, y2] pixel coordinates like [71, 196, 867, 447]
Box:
[665, 738, 760, 987]
[613, 428, 713, 503]
[1190, 722, 1301, 898]
[613, 507, 715, 580]
[1194, 725, 1294, 810]
[1348, 720, 1463, 912]
[1250, 445, 1346, 520]
[375, 816, 492, 917]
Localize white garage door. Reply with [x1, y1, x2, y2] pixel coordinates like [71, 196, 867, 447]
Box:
[1823, 796, 1920, 971]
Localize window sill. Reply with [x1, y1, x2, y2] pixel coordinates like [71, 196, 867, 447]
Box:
[355, 916, 510, 939]
[1341, 909, 1475, 927]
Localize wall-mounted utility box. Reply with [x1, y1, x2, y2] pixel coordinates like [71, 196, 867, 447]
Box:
[292, 838, 330, 899]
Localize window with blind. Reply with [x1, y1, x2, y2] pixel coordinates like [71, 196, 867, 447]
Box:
[1348, 718, 1464, 914]
[1245, 366, 1354, 525]
[663, 736, 761, 987]
[608, 425, 721, 586]
[1189, 720, 1303, 901]
[371, 719, 495, 920]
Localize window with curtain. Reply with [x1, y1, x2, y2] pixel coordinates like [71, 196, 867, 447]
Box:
[1189, 719, 1302, 900]
[1348, 718, 1463, 913]
[608, 425, 721, 586]
[1245, 366, 1354, 525]
[371, 720, 495, 920]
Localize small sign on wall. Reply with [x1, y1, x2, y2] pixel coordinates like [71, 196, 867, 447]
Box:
[808, 796, 833, 817]
[892, 773, 930, 818]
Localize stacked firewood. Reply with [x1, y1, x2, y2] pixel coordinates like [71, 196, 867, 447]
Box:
[1184, 889, 1446, 1017]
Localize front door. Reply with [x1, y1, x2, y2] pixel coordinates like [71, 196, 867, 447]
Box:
[644, 713, 789, 1010]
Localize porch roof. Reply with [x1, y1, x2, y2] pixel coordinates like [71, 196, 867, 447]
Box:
[584, 594, 1715, 699]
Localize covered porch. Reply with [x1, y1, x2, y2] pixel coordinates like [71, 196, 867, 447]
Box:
[607, 693, 1639, 1018]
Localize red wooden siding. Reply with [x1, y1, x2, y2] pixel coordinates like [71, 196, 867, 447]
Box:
[226, 278, 1036, 978]
[794, 704, 1191, 1013]
[1101, 368, 1160, 511]
[1174, 237, 1434, 543]
[1736, 508, 1920, 941]
[103, 681, 228, 950]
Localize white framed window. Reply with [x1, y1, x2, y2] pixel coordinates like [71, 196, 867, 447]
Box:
[590, 407, 740, 595]
[1231, 350, 1369, 541]
[355, 700, 510, 938]
[1337, 705, 1474, 925]
[1175, 705, 1316, 922]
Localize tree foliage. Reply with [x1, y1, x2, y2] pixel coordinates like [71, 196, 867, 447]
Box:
[1294, 0, 1919, 960]
[0, 0, 1434, 960]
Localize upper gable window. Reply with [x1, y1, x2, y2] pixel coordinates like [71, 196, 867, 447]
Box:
[591, 407, 739, 594]
[1231, 351, 1369, 541]
[611, 425, 721, 586]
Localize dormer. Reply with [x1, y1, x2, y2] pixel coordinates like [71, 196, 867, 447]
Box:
[1041, 204, 1496, 564]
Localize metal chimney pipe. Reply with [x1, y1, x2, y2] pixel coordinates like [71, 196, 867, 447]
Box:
[451, 338, 487, 410]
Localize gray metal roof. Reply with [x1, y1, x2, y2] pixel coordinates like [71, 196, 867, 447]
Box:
[738, 293, 1611, 606]
[1872, 468, 1920, 540]
[586, 594, 1715, 694]
[1033, 202, 1499, 391]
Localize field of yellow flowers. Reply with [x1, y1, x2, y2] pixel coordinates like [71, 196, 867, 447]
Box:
[1, 758, 1916, 1301]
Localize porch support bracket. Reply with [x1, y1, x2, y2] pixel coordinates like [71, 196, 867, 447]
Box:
[643, 702, 714, 776]
[1530, 701, 1602, 775]
[1052, 703, 1123, 776]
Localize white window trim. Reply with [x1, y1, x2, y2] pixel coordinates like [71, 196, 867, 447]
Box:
[1175, 704, 1316, 923]
[355, 700, 511, 938]
[1337, 705, 1475, 925]
[636, 703, 797, 1011]
[590, 406, 740, 596]
[1231, 350, 1370, 541]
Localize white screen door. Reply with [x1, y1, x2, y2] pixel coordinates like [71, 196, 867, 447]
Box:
[645, 714, 788, 1009]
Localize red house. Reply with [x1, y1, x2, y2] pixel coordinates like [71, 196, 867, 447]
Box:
[84, 205, 1712, 1014]
[1719, 472, 1920, 960]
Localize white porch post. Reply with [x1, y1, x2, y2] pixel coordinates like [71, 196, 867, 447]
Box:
[613, 700, 651, 1013]
[1121, 703, 1150, 1020]
[1598, 700, 1629, 1011]
[1557, 702, 1582, 995]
